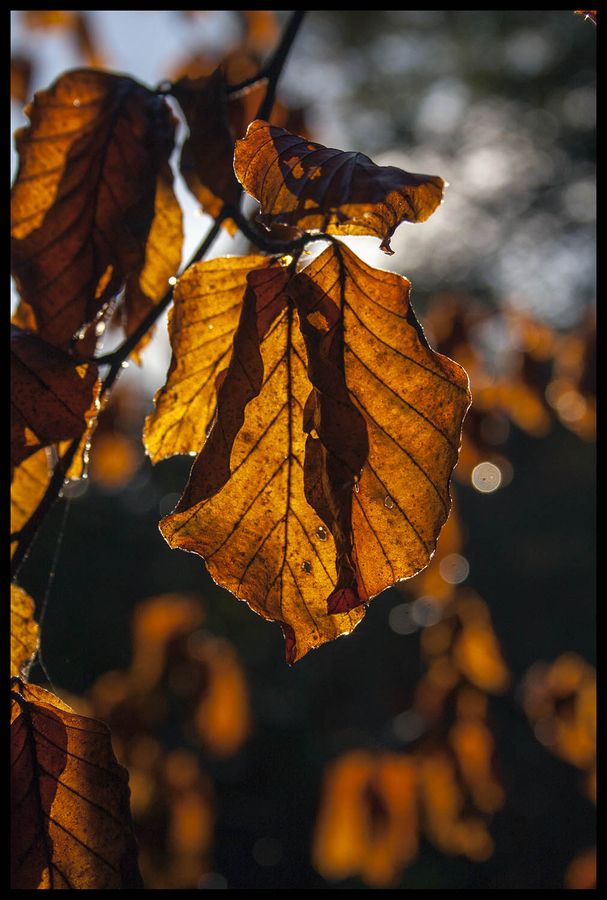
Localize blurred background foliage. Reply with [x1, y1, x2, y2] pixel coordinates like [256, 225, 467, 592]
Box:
[11, 10, 595, 889]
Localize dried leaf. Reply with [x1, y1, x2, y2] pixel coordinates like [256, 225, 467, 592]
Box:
[160, 262, 365, 662]
[144, 255, 279, 463]
[10, 585, 39, 679]
[288, 242, 471, 612]
[171, 69, 242, 228]
[11, 326, 100, 476]
[159, 242, 468, 661]
[11, 679, 143, 889]
[11, 448, 52, 557]
[234, 120, 446, 253]
[11, 68, 179, 350]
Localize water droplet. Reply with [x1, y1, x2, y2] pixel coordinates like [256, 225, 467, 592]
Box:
[168, 276, 177, 286]
[301, 560, 312, 574]
[72, 98, 81, 107]
[316, 526, 328, 541]
[384, 495, 394, 509]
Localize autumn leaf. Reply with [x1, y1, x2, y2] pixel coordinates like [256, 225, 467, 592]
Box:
[312, 750, 418, 887]
[288, 242, 471, 613]
[158, 241, 468, 661]
[11, 449, 53, 557]
[171, 68, 243, 229]
[11, 68, 180, 351]
[234, 119, 446, 254]
[144, 255, 281, 463]
[159, 261, 366, 662]
[11, 325, 100, 477]
[10, 586, 39, 679]
[11, 679, 143, 889]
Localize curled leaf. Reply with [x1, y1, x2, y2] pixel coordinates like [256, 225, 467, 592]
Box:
[234, 119, 446, 254]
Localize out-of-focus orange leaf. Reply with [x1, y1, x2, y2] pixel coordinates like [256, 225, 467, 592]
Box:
[129, 593, 206, 692]
[11, 326, 100, 477]
[523, 653, 596, 779]
[451, 591, 510, 693]
[144, 255, 280, 462]
[564, 846, 596, 889]
[11, 679, 143, 889]
[189, 635, 252, 757]
[312, 751, 418, 887]
[234, 120, 446, 254]
[160, 260, 366, 662]
[10, 585, 39, 679]
[11, 68, 180, 351]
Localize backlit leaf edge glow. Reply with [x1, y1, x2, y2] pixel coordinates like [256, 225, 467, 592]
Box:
[155, 124, 470, 662]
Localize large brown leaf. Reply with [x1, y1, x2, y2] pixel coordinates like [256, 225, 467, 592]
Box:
[10, 679, 143, 889]
[11, 325, 100, 477]
[288, 242, 471, 611]
[11, 68, 180, 350]
[159, 262, 365, 662]
[234, 120, 446, 254]
[144, 255, 279, 463]
[159, 243, 469, 661]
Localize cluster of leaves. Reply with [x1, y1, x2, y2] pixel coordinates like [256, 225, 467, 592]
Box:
[11, 40, 470, 662]
[10, 11, 472, 887]
[312, 590, 510, 887]
[11, 9, 595, 891]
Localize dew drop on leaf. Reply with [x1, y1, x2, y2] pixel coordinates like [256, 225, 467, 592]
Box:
[316, 526, 328, 541]
[384, 495, 394, 509]
[302, 560, 312, 574]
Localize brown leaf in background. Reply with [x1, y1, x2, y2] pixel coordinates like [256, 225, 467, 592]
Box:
[289, 242, 471, 612]
[11, 326, 100, 476]
[160, 262, 366, 662]
[11, 68, 179, 350]
[171, 68, 242, 229]
[11, 679, 143, 889]
[144, 255, 279, 463]
[10, 585, 39, 679]
[234, 120, 446, 253]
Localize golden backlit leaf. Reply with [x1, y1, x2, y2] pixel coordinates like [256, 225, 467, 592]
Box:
[10, 679, 143, 889]
[11, 68, 179, 350]
[288, 242, 471, 612]
[10, 585, 39, 679]
[312, 751, 418, 888]
[11, 326, 101, 477]
[144, 255, 279, 463]
[190, 636, 252, 757]
[160, 263, 365, 662]
[11, 448, 52, 557]
[234, 120, 446, 253]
